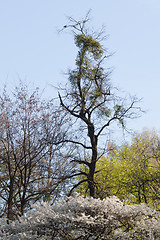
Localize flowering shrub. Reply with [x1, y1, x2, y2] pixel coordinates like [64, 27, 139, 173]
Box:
[0, 195, 160, 239]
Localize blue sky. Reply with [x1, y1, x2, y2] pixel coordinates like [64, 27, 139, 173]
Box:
[0, 0, 160, 142]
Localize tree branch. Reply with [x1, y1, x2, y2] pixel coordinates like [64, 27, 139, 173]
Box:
[71, 159, 90, 167]
[58, 92, 80, 119]
[67, 179, 88, 197]
[58, 92, 90, 125]
[97, 117, 116, 137]
[61, 139, 92, 149]
[63, 171, 88, 180]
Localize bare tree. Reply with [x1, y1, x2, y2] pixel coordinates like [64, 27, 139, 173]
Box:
[0, 83, 69, 220]
[58, 13, 142, 198]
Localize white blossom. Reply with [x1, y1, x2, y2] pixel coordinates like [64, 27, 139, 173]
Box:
[0, 195, 160, 239]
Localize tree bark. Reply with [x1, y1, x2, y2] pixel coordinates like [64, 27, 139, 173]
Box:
[7, 178, 14, 220]
[87, 123, 98, 198]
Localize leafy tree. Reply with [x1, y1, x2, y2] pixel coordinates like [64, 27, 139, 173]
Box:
[1, 195, 159, 239]
[81, 130, 160, 208]
[77, 154, 117, 199]
[58, 13, 142, 197]
[0, 83, 70, 220]
[115, 130, 160, 207]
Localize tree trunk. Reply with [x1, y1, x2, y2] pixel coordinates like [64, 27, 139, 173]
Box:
[88, 162, 96, 197]
[7, 178, 14, 220]
[20, 198, 26, 216]
[138, 187, 141, 203]
[142, 183, 147, 204]
[88, 123, 98, 198]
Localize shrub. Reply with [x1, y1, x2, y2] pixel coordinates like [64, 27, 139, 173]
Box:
[0, 195, 160, 239]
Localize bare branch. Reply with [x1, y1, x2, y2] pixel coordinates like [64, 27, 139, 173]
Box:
[70, 159, 91, 167]
[67, 179, 88, 197]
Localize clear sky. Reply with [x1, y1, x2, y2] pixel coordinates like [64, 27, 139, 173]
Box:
[0, 0, 160, 142]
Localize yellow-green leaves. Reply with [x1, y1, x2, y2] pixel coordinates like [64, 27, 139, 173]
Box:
[77, 130, 160, 209]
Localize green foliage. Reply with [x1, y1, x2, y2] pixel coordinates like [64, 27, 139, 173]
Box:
[78, 130, 160, 209]
[98, 106, 111, 117]
[67, 18, 112, 118]
[75, 34, 103, 59]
